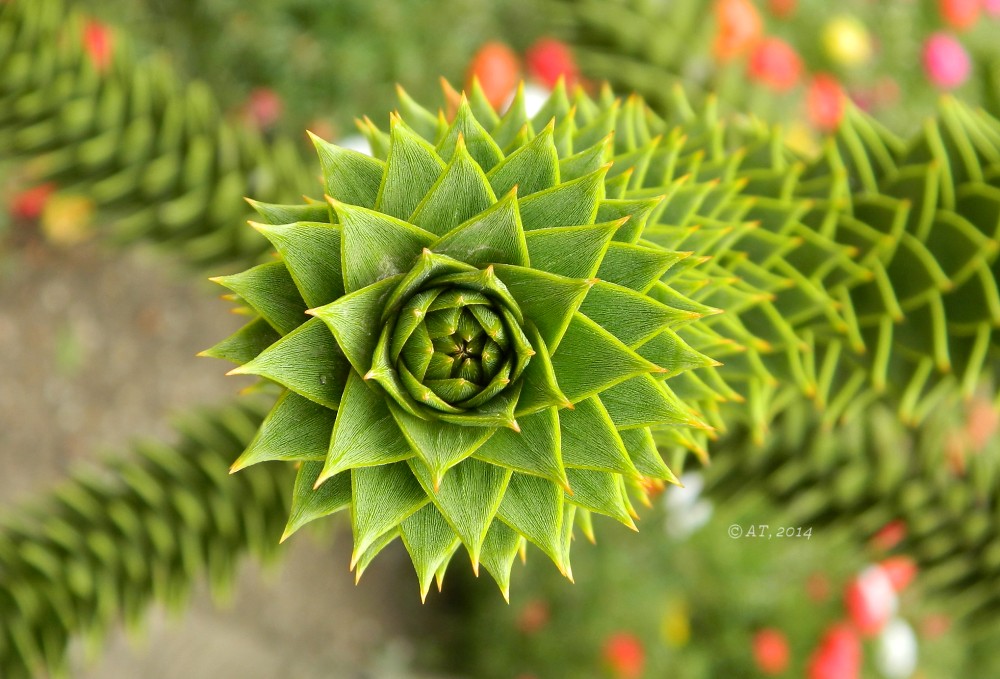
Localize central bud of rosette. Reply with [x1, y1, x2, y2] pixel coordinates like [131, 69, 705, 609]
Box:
[371, 255, 534, 427]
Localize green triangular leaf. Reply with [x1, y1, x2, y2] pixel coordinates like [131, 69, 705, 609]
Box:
[550, 313, 663, 403]
[376, 116, 445, 220]
[409, 457, 511, 571]
[282, 462, 351, 542]
[531, 78, 572, 129]
[410, 137, 498, 236]
[212, 261, 308, 335]
[251, 221, 345, 308]
[350, 462, 429, 562]
[480, 520, 523, 600]
[388, 403, 497, 486]
[515, 323, 571, 416]
[497, 473, 567, 574]
[619, 427, 675, 481]
[493, 264, 592, 351]
[599, 375, 696, 429]
[523, 221, 620, 279]
[559, 396, 638, 476]
[317, 371, 413, 484]
[565, 468, 635, 528]
[246, 199, 330, 225]
[598, 197, 664, 243]
[467, 78, 502, 128]
[437, 97, 505, 171]
[231, 391, 334, 472]
[491, 83, 531, 150]
[519, 166, 608, 231]
[432, 189, 529, 267]
[332, 200, 435, 293]
[400, 503, 461, 602]
[474, 408, 568, 489]
[200, 317, 279, 365]
[395, 84, 440, 140]
[310, 132, 384, 208]
[354, 528, 400, 583]
[560, 134, 613, 181]
[309, 274, 403, 376]
[229, 318, 350, 410]
[487, 121, 559, 197]
[580, 281, 698, 347]
[636, 328, 719, 375]
[597, 242, 687, 293]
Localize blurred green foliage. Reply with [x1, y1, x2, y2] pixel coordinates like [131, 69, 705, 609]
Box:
[84, 0, 547, 137]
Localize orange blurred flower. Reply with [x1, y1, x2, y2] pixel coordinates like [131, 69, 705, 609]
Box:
[713, 0, 763, 62]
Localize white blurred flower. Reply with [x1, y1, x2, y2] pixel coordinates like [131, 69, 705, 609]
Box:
[877, 618, 918, 679]
[662, 472, 713, 539]
[336, 134, 372, 156]
[501, 83, 553, 119]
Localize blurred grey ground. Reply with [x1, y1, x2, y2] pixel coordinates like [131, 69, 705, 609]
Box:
[0, 240, 461, 678]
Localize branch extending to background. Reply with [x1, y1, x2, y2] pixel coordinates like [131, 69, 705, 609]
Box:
[0, 400, 292, 679]
[0, 0, 314, 268]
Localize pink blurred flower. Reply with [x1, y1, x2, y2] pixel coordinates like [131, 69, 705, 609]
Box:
[923, 34, 971, 90]
[987, 0, 1000, 17]
[244, 88, 283, 130]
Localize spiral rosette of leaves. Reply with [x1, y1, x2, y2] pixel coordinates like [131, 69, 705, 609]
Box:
[207, 82, 719, 598]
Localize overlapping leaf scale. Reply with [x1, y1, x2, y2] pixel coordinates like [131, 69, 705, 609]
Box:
[209, 81, 717, 594]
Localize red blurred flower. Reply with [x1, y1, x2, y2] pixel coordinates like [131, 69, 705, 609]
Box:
[603, 632, 645, 679]
[517, 599, 550, 634]
[713, 0, 763, 61]
[807, 624, 861, 679]
[748, 38, 802, 91]
[923, 33, 972, 89]
[880, 556, 918, 593]
[753, 628, 790, 675]
[806, 74, 845, 132]
[10, 183, 56, 220]
[526, 38, 579, 89]
[940, 0, 981, 30]
[83, 20, 113, 72]
[467, 42, 521, 108]
[768, 0, 797, 19]
[845, 566, 897, 636]
[871, 520, 907, 552]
